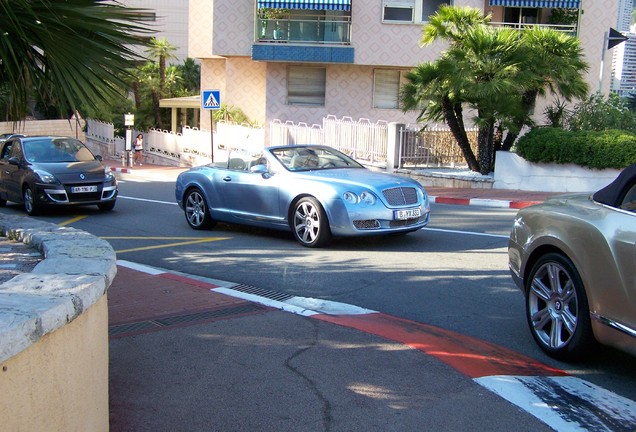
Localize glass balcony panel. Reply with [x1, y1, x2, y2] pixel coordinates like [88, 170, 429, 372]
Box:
[256, 18, 351, 44]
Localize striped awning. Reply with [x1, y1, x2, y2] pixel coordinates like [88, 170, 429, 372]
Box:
[257, 0, 351, 11]
[489, 0, 580, 7]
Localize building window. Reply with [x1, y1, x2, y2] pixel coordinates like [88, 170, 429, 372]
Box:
[383, 1, 451, 24]
[503, 7, 540, 25]
[421, 0, 448, 22]
[373, 69, 403, 109]
[287, 66, 326, 106]
[383, 1, 414, 23]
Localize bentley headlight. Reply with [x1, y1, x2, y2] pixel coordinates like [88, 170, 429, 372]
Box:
[360, 191, 376, 205]
[343, 191, 359, 204]
[33, 169, 59, 184]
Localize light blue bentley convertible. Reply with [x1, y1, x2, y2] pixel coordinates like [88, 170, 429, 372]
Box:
[175, 145, 430, 247]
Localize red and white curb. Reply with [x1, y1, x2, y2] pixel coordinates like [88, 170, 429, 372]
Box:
[429, 195, 543, 209]
[118, 260, 636, 432]
[109, 166, 134, 174]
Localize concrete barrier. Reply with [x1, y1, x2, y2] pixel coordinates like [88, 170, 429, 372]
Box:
[493, 151, 621, 192]
[0, 215, 116, 432]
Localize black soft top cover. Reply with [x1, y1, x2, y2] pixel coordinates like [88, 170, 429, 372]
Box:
[592, 163, 636, 207]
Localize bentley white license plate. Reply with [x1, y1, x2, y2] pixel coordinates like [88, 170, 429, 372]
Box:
[394, 207, 421, 220]
[71, 185, 98, 193]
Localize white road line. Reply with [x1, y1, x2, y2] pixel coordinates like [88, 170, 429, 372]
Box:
[476, 375, 636, 432]
[422, 226, 509, 239]
[117, 195, 178, 205]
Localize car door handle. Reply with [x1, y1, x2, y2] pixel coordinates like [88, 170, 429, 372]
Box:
[223, 176, 232, 182]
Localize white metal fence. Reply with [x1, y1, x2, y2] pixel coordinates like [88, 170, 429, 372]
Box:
[270, 116, 388, 164]
[270, 117, 469, 168]
[86, 119, 265, 165]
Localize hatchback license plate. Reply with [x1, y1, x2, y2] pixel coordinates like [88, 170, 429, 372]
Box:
[394, 207, 421, 220]
[71, 186, 98, 193]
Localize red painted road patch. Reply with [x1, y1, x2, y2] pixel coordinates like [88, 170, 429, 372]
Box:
[314, 312, 567, 379]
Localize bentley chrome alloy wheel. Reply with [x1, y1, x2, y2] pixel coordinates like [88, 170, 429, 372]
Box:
[292, 197, 331, 247]
[525, 253, 595, 360]
[184, 188, 214, 230]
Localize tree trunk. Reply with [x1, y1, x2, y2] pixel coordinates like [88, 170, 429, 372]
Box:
[151, 90, 162, 129]
[477, 118, 496, 175]
[132, 82, 141, 111]
[475, 108, 497, 174]
[501, 131, 518, 151]
[441, 95, 480, 172]
[159, 57, 166, 98]
[502, 89, 537, 151]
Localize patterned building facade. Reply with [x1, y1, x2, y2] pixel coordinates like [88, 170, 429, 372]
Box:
[184, 1, 618, 136]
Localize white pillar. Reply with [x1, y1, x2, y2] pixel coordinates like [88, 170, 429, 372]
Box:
[387, 122, 405, 173]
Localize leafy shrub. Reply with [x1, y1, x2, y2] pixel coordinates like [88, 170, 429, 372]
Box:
[566, 93, 636, 133]
[516, 127, 636, 169]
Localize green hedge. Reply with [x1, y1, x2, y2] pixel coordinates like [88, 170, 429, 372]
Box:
[515, 128, 636, 170]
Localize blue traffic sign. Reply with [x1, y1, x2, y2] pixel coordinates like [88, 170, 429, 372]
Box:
[202, 90, 221, 110]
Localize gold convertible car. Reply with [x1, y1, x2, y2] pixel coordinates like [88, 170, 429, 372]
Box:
[509, 163, 636, 361]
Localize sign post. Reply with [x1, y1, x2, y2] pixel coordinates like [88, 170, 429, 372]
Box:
[124, 113, 135, 167]
[599, 28, 629, 93]
[201, 90, 221, 162]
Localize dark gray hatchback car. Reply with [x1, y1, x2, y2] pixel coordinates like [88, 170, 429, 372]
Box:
[0, 136, 117, 215]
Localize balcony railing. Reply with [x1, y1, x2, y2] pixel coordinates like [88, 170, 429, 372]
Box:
[256, 17, 351, 45]
[489, 21, 578, 36]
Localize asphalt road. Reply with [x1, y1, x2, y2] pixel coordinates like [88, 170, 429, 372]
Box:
[2, 171, 636, 421]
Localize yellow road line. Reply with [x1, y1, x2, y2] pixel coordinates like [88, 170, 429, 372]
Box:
[58, 216, 87, 226]
[114, 237, 229, 254]
[101, 236, 217, 240]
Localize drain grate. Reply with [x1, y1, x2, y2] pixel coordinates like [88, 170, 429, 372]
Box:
[230, 284, 294, 302]
[109, 320, 161, 336]
[109, 303, 267, 337]
[154, 304, 264, 326]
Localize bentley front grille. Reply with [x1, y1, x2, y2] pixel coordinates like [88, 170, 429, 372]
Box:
[382, 187, 418, 206]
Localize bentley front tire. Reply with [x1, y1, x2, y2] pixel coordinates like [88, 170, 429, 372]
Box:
[292, 197, 331, 248]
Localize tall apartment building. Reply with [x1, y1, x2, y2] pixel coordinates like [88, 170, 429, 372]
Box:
[121, 0, 190, 63]
[182, 0, 617, 138]
[612, 0, 635, 96]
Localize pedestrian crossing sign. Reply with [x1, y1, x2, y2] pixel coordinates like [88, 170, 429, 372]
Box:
[202, 90, 221, 110]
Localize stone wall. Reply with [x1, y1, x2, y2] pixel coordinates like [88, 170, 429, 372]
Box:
[0, 216, 116, 431]
[0, 119, 86, 142]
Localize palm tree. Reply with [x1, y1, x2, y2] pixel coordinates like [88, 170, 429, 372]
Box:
[175, 58, 201, 94]
[146, 37, 178, 99]
[498, 27, 589, 151]
[420, 4, 488, 45]
[404, 20, 528, 174]
[402, 60, 481, 172]
[457, 26, 530, 173]
[138, 63, 162, 128]
[402, 5, 589, 174]
[0, 0, 151, 122]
